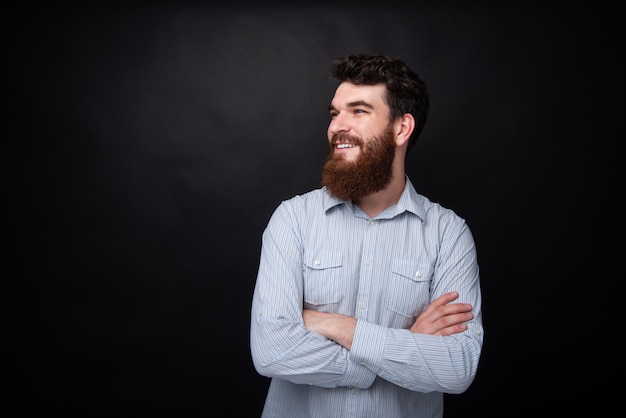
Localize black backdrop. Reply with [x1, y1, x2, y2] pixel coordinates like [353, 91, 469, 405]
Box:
[3, 3, 622, 417]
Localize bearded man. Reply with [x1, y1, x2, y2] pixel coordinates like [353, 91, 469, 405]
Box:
[250, 54, 484, 418]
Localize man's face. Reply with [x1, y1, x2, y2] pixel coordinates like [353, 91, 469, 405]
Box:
[322, 82, 397, 201]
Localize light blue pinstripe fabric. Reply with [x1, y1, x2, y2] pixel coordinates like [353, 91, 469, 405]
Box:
[250, 177, 483, 418]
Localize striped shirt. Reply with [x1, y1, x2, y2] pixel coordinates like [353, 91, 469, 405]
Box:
[250, 177, 483, 418]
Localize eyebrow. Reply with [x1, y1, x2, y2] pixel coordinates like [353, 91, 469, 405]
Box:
[329, 100, 375, 112]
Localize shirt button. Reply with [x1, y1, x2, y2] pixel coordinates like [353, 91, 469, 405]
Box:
[364, 260, 371, 267]
[415, 271, 421, 278]
[314, 259, 321, 266]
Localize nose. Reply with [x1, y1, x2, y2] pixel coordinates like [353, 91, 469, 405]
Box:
[328, 112, 348, 137]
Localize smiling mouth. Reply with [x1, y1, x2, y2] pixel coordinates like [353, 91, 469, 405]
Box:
[334, 143, 357, 149]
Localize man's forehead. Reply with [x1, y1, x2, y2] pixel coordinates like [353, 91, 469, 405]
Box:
[332, 82, 386, 107]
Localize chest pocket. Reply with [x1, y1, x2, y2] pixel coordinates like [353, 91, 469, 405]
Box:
[386, 258, 434, 318]
[303, 250, 343, 306]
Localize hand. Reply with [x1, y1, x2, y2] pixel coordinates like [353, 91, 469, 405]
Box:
[409, 291, 473, 336]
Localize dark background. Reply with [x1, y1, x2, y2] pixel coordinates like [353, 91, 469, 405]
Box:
[3, 2, 622, 417]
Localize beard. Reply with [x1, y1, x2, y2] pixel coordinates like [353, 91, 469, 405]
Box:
[321, 125, 396, 201]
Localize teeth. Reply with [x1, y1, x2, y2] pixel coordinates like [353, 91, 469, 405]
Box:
[336, 144, 355, 149]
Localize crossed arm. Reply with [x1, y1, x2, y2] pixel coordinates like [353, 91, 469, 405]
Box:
[302, 291, 472, 350]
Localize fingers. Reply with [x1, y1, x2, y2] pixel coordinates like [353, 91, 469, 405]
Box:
[410, 291, 473, 335]
[427, 292, 472, 318]
[436, 321, 469, 337]
[423, 291, 462, 314]
[410, 309, 473, 334]
[433, 291, 461, 306]
[435, 310, 473, 329]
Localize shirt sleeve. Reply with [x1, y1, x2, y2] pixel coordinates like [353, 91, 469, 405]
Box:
[349, 221, 483, 394]
[250, 200, 377, 388]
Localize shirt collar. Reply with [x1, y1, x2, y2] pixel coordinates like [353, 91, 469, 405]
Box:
[322, 176, 426, 221]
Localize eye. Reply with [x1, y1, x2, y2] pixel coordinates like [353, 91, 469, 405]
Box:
[329, 111, 338, 118]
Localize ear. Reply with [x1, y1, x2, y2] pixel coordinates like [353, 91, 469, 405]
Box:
[394, 113, 415, 147]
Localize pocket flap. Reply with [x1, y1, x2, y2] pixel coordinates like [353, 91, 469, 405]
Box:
[305, 250, 343, 270]
[391, 258, 432, 282]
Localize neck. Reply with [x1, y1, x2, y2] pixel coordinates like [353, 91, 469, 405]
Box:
[355, 169, 406, 218]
